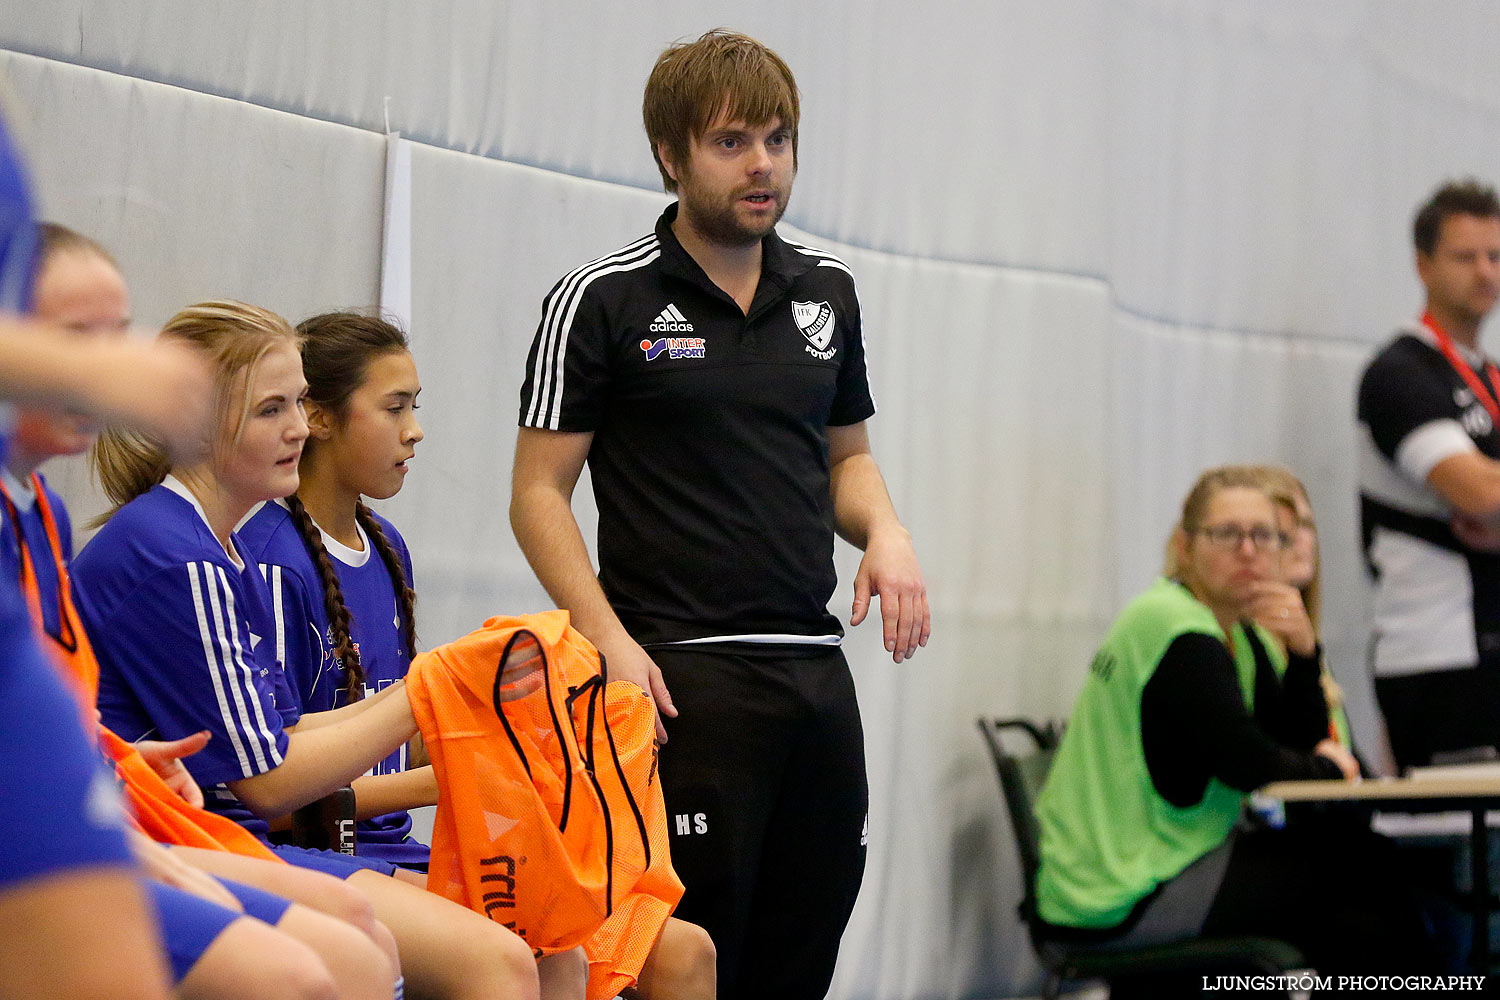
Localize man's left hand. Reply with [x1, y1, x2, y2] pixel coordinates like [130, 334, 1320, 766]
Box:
[851, 528, 930, 663]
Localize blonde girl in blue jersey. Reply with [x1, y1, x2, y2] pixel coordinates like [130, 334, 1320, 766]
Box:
[77, 300, 544, 1000]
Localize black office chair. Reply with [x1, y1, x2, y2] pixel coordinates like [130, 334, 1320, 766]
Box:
[976, 717, 1306, 998]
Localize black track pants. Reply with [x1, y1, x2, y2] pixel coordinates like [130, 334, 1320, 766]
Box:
[651, 645, 868, 1000]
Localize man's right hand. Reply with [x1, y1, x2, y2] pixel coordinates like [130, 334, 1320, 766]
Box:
[598, 634, 677, 744]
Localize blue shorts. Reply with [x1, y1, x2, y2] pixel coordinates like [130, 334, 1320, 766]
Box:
[146, 876, 292, 984]
[272, 842, 399, 878]
[221, 876, 293, 926]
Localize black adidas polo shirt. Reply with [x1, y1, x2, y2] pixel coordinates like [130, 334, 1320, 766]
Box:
[519, 204, 876, 646]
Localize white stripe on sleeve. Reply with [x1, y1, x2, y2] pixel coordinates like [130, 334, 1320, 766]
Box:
[200, 562, 273, 773]
[216, 565, 284, 767]
[525, 236, 660, 430]
[188, 561, 255, 775]
[266, 564, 287, 673]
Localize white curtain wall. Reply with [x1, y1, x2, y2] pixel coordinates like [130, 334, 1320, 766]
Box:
[6, 2, 1500, 996]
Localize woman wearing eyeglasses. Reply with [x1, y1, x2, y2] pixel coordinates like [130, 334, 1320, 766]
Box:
[1033, 465, 1453, 976]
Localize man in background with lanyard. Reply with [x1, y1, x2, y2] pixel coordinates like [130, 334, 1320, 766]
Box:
[1359, 178, 1500, 769]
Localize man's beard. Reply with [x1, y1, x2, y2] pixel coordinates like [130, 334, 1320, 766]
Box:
[681, 187, 788, 247]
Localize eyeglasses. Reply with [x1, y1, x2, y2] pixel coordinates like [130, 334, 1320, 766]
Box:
[1197, 524, 1289, 552]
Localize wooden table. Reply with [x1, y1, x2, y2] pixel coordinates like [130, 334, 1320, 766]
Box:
[1259, 774, 1500, 972]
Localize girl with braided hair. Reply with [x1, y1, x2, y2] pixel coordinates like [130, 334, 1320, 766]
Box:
[237, 311, 431, 870]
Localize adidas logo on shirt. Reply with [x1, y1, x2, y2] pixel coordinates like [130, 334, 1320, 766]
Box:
[649, 303, 694, 333]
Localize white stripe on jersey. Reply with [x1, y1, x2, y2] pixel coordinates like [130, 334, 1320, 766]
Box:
[265, 563, 287, 673]
[784, 239, 854, 280]
[783, 238, 876, 414]
[188, 561, 256, 775]
[526, 235, 661, 430]
[202, 564, 274, 773]
[215, 565, 284, 767]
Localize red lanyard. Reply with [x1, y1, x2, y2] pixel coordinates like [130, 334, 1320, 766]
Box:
[1423, 311, 1500, 426]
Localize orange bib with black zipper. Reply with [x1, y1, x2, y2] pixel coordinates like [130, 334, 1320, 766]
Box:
[408, 610, 682, 1000]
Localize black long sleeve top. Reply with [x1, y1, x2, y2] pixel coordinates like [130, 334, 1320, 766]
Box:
[1140, 627, 1342, 808]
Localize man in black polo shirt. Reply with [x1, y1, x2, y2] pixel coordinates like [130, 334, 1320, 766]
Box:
[511, 28, 929, 999]
[1358, 178, 1500, 768]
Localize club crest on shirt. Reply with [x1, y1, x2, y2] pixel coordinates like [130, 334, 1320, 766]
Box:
[1454, 388, 1494, 436]
[793, 300, 837, 359]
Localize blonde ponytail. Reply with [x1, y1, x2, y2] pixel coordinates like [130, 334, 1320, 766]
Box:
[92, 428, 171, 517]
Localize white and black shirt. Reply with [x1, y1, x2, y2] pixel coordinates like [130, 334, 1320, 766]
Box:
[519, 204, 876, 647]
[1357, 321, 1500, 675]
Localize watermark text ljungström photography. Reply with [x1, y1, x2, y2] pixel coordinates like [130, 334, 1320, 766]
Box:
[1202, 973, 1486, 993]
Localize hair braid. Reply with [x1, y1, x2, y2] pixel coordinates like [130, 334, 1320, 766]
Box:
[285, 494, 365, 702]
[357, 501, 417, 661]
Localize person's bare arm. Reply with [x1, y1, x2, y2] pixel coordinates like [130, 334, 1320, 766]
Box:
[1428, 451, 1500, 518]
[226, 684, 418, 819]
[827, 422, 930, 663]
[286, 637, 543, 818]
[0, 316, 210, 456]
[287, 677, 407, 732]
[350, 766, 439, 819]
[509, 426, 675, 741]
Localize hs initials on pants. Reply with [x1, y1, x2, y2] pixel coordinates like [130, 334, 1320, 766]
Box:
[674, 812, 708, 835]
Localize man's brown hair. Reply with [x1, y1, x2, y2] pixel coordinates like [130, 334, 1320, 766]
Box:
[1413, 178, 1500, 255]
[643, 29, 800, 193]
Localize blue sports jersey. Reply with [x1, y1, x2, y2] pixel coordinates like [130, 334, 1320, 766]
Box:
[0, 468, 72, 641]
[73, 478, 300, 839]
[239, 499, 427, 865]
[0, 108, 133, 889]
[0, 110, 40, 465]
[0, 605, 134, 887]
[0, 110, 38, 315]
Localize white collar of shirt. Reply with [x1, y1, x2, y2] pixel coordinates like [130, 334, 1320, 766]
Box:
[1, 465, 36, 513]
[268, 496, 371, 568]
[163, 474, 245, 571]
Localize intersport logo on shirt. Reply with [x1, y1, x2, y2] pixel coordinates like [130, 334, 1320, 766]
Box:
[640, 336, 706, 360]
